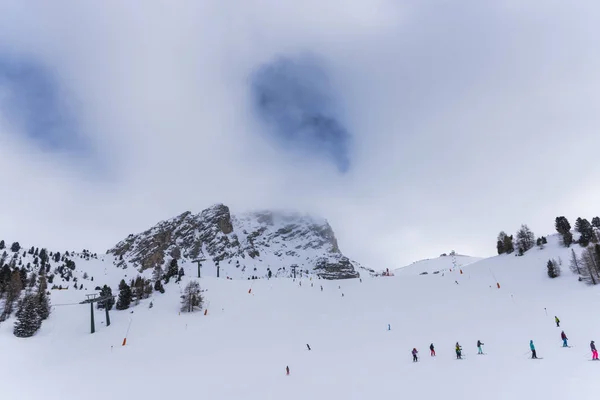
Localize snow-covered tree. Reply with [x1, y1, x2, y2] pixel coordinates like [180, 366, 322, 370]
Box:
[98, 285, 115, 310]
[555, 216, 573, 247]
[180, 281, 203, 313]
[14, 294, 42, 337]
[516, 224, 535, 255]
[547, 259, 560, 278]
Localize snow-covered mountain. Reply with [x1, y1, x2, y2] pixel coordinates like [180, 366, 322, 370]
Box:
[107, 204, 368, 280]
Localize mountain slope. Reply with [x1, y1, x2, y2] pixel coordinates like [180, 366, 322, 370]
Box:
[107, 204, 365, 280]
[394, 254, 483, 277]
[1, 232, 600, 400]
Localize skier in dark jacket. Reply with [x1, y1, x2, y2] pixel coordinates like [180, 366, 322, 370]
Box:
[455, 342, 462, 359]
[430, 343, 435, 356]
[477, 340, 484, 354]
[561, 331, 568, 347]
[591, 341, 598, 360]
[306, 344, 311, 351]
[412, 348, 418, 362]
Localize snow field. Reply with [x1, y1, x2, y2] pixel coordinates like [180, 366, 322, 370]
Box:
[1, 234, 599, 399]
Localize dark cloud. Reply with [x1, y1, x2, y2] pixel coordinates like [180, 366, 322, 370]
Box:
[250, 55, 351, 173]
[0, 55, 88, 154]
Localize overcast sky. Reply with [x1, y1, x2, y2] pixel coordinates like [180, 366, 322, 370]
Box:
[1, 0, 599, 269]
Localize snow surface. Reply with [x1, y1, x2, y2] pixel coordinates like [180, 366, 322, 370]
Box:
[2, 234, 600, 399]
[394, 254, 483, 277]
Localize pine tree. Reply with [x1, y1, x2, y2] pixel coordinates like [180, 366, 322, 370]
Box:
[116, 279, 132, 310]
[176, 267, 185, 282]
[497, 232, 507, 254]
[576, 218, 595, 246]
[0, 240, 5, 250]
[154, 279, 165, 293]
[164, 259, 179, 283]
[555, 216, 573, 247]
[98, 285, 115, 310]
[503, 234, 514, 254]
[516, 224, 535, 255]
[10, 242, 20, 252]
[13, 293, 42, 337]
[593, 217, 600, 229]
[180, 280, 203, 312]
[547, 259, 560, 278]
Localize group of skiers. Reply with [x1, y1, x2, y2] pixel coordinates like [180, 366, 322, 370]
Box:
[410, 315, 598, 362]
[411, 341, 483, 361]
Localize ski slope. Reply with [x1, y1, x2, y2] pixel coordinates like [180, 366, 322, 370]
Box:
[1, 235, 600, 400]
[394, 254, 483, 277]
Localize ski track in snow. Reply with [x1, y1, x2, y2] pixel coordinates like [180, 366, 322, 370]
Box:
[1, 234, 599, 399]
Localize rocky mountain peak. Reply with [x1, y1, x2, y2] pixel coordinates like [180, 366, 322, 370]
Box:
[107, 204, 364, 279]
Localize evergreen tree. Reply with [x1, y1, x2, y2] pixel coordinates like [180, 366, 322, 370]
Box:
[576, 218, 595, 246]
[593, 217, 600, 229]
[180, 280, 203, 313]
[177, 267, 185, 282]
[14, 294, 42, 337]
[98, 285, 115, 310]
[503, 234, 514, 254]
[164, 259, 179, 283]
[497, 232, 507, 254]
[516, 224, 535, 255]
[154, 279, 165, 294]
[555, 216, 573, 247]
[547, 259, 560, 278]
[0, 240, 4, 250]
[542, 236, 547, 244]
[10, 242, 20, 252]
[37, 272, 51, 321]
[28, 246, 34, 255]
[116, 279, 132, 310]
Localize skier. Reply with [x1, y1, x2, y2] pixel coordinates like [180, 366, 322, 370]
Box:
[477, 340, 484, 355]
[320, 285, 323, 291]
[430, 343, 435, 356]
[561, 331, 568, 347]
[455, 342, 462, 359]
[412, 348, 419, 362]
[591, 341, 598, 360]
[555, 316, 560, 327]
[286, 366, 290, 375]
[306, 344, 311, 351]
[530, 340, 537, 359]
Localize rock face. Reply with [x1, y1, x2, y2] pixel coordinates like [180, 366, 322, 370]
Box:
[107, 204, 362, 280]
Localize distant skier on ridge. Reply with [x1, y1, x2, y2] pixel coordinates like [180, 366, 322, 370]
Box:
[412, 348, 419, 362]
[430, 343, 435, 356]
[591, 341, 598, 360]
[477, 340, 484, 355]
[561, 331, 569, 347]
[455, 342, 462, 359]
[530, 340, 538, 359]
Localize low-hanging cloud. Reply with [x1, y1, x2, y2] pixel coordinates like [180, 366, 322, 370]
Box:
[250, 55, 351, 173]
[0, 55, 86, 154]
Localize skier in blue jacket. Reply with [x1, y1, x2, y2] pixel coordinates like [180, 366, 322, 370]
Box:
[530, 340, 537, 359]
